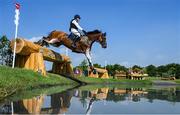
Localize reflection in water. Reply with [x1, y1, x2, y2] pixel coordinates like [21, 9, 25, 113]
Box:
[40, 91, 74, 114]
[14, 95, 45, 114]
[85, 88, 109, 114]
[0, 91, 74, 114]
[110, 88, 148, 102]
[147, 87, 180, 103]
[1, 86, 180, 114]
[86, 97, 95, 115]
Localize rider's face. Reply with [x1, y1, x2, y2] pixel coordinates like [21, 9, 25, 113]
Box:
[76, 18, 80, 22]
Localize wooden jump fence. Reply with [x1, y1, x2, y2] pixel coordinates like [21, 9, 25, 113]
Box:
[88, 67, 109, 79]
[10, 38, 73, 76]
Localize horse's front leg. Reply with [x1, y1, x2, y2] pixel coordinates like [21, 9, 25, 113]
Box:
[85, 49, 97, 74]
[85, 48, 93, 69]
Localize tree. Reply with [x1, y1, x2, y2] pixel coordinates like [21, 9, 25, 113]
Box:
[93, 63, 102, 68]
[175, 64, 180, 79]
[166, 63, 177, 76]
[156, 63, 179, 78]
[157, 65, 167, 77]
[114, 64, 127, 72]
[0, 35, 13, 66]
[106, 64, 114, 76]
[132, 65, 142, 73]
[106, 64, 128, 76]
[77, 59, 88, 71]
[146, 65, 157, 77]
[132, 65, 142, 70]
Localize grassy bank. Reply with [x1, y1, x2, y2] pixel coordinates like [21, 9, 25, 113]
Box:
[78, 76, 153, 85]
[0, 65, 78, 100]
[174, 79, 180, 83]
[1, 65, 179, 100]
[5, 85, 77, 103]
[78, 76, 180, 86]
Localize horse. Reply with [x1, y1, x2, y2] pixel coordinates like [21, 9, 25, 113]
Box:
[35, 29, 107, 69]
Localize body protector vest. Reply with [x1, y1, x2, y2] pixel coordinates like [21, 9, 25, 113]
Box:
[69, 19, 78, 31]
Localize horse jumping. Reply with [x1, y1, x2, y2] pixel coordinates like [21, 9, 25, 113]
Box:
[35, 30, 107, 69]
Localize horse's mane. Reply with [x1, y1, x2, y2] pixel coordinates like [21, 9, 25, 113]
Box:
[87, 29, 101, 34]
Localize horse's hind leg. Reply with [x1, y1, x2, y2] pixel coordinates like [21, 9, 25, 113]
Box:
[34, 36, 49, 47]
[34, 37, 44, 46]
[44, 38, 60, 44]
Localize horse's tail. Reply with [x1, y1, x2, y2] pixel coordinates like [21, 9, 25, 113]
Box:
[34, 36, 49, 47]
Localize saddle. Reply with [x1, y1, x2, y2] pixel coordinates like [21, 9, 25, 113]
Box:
[68, 33, 77, 40]
[68, 33, 89, 46]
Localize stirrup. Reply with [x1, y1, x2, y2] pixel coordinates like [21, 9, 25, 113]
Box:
[71, 43, 76, 48]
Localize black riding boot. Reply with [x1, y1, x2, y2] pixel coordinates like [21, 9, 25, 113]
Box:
[71, 36, 80, 48]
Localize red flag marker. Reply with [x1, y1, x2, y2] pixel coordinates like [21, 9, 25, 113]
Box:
[15, 3, 20, 9]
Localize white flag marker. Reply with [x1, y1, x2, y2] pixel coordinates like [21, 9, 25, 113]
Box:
[12, 3, 20, 68]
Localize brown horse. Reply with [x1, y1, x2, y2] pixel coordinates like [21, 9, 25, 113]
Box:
[35, 29, 107, 69]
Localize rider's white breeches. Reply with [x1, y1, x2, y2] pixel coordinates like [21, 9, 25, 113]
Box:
[71, 28, 81, 37]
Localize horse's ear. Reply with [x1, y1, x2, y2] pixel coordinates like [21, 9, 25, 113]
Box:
[103, 32, 106, 36]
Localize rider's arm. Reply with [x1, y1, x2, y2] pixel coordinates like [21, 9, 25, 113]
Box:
[72, 20, 83, 31]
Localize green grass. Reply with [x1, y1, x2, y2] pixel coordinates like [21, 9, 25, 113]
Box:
[146, 76, 180, 84]
[78, 76, 153, 85]
[174, 79, 180, 83]
[1, 65, 179, 101]
[0, 65, 78, 100]
[6, 85, 76, 102]
[78, 84, 153, 92]
[146, 77, 162, 80]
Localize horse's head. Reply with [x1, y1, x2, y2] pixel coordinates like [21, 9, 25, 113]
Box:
[87, 30, 107, 48]
[98, 32, 107, 48]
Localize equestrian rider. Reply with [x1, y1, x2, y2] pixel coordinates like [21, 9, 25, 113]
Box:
[69, 14, 87, 47]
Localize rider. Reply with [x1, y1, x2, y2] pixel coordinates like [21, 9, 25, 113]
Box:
[69, 14, 87, 47]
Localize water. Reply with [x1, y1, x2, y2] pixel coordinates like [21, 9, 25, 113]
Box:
[0, 85, 180, 114]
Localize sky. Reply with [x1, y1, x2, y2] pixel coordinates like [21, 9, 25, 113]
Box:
[0, 0, 179, 69]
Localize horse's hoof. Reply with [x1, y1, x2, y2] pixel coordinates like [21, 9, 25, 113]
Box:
[93, 69, 97, 74]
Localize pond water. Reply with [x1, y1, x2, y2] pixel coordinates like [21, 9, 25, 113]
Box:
[0, 85, 180, 114]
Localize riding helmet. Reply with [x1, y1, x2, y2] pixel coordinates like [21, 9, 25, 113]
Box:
[74, 14, 81, 19]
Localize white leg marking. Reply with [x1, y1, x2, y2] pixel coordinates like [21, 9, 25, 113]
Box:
[85, 48, 93, 66]
[46, 38, 59, 43]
